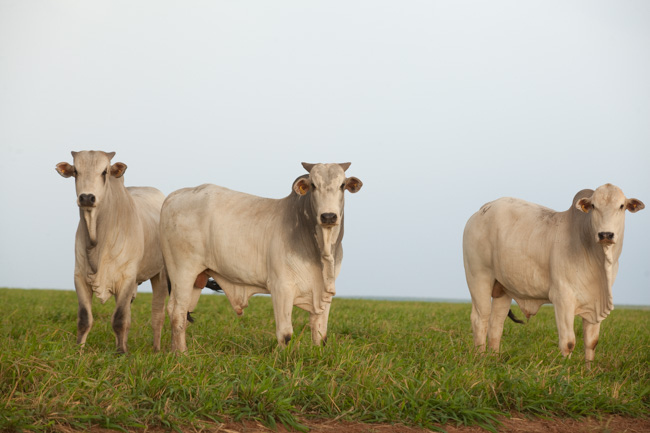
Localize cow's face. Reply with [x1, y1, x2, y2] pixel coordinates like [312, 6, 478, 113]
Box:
[56, 150, 127, 208]
[293, 162, 363, 227]
[576, 184, 644, 246]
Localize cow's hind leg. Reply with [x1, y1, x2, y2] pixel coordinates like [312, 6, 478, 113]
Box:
[150, 271, 168, 352]
[112, 282, 136, 354]
[467, 275, 494, 352]
[74, 273, 94, 346]
[487, 289, 512, 353]
[309, 302, 331, 346]
[582, 319, 601, 366]
[167, 271, 198, 353]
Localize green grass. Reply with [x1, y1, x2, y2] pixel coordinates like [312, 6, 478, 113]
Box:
[1, 288, 648, 432]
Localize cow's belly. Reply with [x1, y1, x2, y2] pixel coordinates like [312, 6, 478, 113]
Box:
[204, 230, 272, 289]
[496, 274, 551, 300]
[493, 258, 552, 301]
[210, 263, 325, 315]
[204, 217, 278, 289]
[136, 254, 164, 284]
[207, 258, 268, 288]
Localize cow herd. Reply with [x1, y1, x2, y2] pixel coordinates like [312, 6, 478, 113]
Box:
[57, 150, 644, 363]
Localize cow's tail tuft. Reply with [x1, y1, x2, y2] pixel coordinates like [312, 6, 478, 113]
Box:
[205, 278, 223, 292]
[186, 312, 195, 323]
[508, 309, 525, 324]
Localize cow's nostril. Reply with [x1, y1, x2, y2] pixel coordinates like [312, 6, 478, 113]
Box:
[320, 213, 337, 225]
[598, 232, 614, 241]
[79, 194, 96, 207]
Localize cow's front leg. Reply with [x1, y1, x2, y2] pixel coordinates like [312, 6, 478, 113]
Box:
[583, 318, 601, 366]
[74, 272, 94, 346]
[553, 298, 576, 357]
[271, 289, 294, 346]
[309, 301, 331, 346]
[113, 282, 136, 354]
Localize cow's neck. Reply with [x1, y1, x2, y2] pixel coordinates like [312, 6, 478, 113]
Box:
[81, 179, 135, 260]
[315, 222, 343, 290]
[569, 210, 622, 322]
[81, 179, 138, 303]
[291, 192, 344, 313]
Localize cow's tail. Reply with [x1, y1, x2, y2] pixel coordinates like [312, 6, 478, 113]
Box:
[507, 309, 525, 324]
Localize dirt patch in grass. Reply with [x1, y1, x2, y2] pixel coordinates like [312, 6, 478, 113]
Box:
[72, 415, 650, 433]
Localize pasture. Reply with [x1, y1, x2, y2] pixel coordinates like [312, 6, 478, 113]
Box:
[1, 288, 648, 432]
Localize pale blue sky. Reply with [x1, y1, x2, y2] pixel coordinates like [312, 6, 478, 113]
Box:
[1, 1, 649, 305]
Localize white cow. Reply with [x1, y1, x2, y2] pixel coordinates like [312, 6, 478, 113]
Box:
[56, 151, 168, 353]
[160, 162, 363, 351]
[463, 184, 644, 362]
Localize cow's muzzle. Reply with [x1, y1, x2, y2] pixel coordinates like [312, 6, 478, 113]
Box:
[320, 213, 338, 226]
[78, 193, 96, 207]
[598, 232, 615, 245]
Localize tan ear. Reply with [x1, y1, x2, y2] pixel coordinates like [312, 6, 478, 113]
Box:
[339, 162, 351, 172]
[106, 151, 116, 160]
[56, 162, 75, 178]
[301, 162, 316, 173]
[626, 198, 645, 213]
[345, 176, 363, 193]
[576, 197, 592, 213]
[293, 177, 311, 196]
[110, 162, 127, 178]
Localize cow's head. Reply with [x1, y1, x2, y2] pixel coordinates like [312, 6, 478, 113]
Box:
[56, 151, 127, 245]
[56, 150, 127, 209]
[292, 162, 363, 228]
[576, 183, 644, 246]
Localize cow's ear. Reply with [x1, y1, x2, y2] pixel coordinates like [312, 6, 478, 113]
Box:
[339, 162, 351, 172]
[301, 162, 316, 173]
[293, 177, 311, 196]
[56, 162, 75, 178]
[345, 176, 363, 193]
[576, 197, 592, 213]
[626, 198, 645, 213]
[110, 162, 127, 178]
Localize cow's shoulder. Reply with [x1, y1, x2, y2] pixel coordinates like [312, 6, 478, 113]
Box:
[127, 186, 165, 203]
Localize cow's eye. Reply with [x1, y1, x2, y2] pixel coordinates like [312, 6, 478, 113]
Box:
[620, 204, 624, 210]
[592, 204, 596, 210]
[311, 183, 316, 190]
[73, 168, 78, 176]
[102, 169, 107, 176]
[340, 183, 345, 190]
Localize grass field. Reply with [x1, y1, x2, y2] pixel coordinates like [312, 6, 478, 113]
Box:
[1, 288, 648, 432]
